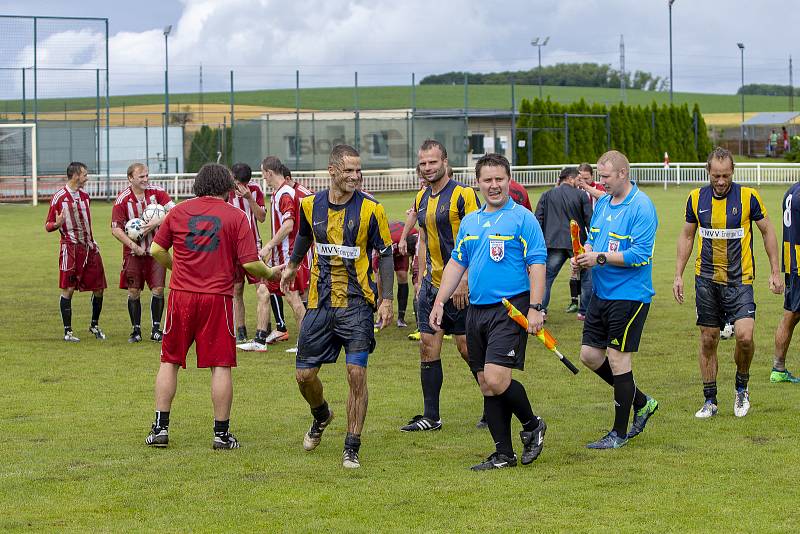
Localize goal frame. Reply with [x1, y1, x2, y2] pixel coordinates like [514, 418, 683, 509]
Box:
[0, 123, 38, 206]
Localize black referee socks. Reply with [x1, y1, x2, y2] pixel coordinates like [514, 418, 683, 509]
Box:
[499, 380, 539, 432]
[421, 360, 443, 421]
[484, 395, 514, 457]
[613, 372, 636, 437]
[595, 359, 648, 411]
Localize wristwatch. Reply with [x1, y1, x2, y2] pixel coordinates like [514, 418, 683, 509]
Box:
[529, 303, 545, 311]
[596, 253, 607, 265]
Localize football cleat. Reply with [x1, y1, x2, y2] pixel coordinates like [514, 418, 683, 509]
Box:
[476, 415, 488, 429]
[342, 448, 361, 469]
[303, 410, 334, 451]
[586, 430, 628, 449]
[285, 346, 298, 353]
[236, 340, 267, 352]
[150, 329, 163, 342]
[627, 396, 658, 439]
[213, 432, 240, 450]
[89, 325, 106, 340]
[695, 400, 718, 418]
[145, 426, 169, 447]
[520, 417, 547, 465]
[128, 330, 143, 343]
[408, 330, 421, 341]
[565, 302, 579, 313]
[265, 330, 289, 345]
[770, 369, 800, 383]
[396, 318, 408, 328]
[734, 389, 750, 417]
[470, 451, 517, 471]
[400, 415, 442, 432]
[64, 330, 80, 343]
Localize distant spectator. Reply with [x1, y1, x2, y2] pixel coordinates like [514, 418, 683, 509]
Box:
[783, 126, 790, 152]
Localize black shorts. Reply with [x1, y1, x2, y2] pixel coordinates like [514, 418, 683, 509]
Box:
[582, 297, 650, 353]
[417, 278, 466, 335]
[466, 292, 529, 373]
[695, 277, 756, 327]
[785, 274, 800, 313]
[296, 303, 376, 369]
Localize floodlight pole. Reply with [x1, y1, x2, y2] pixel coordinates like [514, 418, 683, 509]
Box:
[164, 25, 172, 174]
[669, 0, 675, 104]
[738, 42, 745, 155]
[531, 37, 549, 99]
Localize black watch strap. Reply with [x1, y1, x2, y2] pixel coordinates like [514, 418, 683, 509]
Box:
[529, 303, 544, 311]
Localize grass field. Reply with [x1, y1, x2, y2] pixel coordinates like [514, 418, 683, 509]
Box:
[2, 185, 800, 532]
[1, 83, 795, 117]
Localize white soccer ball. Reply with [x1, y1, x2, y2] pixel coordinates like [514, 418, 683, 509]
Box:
[141, 203, 166, 225]
[125, 218, 145, 241]
[720, 323, 735, 340]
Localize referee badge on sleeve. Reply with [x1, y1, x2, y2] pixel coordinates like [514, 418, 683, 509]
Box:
[489, 240, 505, 262]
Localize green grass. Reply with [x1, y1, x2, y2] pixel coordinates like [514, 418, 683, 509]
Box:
[3, 186, 800, 532]
[1, 84, 795, 115]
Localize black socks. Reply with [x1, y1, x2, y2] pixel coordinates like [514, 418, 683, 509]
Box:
[128, 297, 141, 330]
[214, 419, 230, 436]
[613, 371, 635, 437]
[593, 359, 647, 411]
[397, 283, 409, 320]
[311, 401, 330, 423]
[151, 294, 164, 330]
[154, 410, 169, 430]
[270, 294, 287, 332]
[484, 394, 513, 457]
[60, 296, 72, 333]
[90, 294, 103, 326]
[421, 360, 443, 421]
[735, 372, 749, 392]
[703, 381, 718, 404]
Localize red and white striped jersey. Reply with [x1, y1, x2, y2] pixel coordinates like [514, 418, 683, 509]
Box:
[227, 183, 265, 248]
[293, 181, 313, 267]
[46, 186, 98, 250]
[111, 186, 175, 256]
[270, 182, 298, 265]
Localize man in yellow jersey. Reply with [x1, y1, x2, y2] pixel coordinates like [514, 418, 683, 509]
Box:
[282, 144, 394, 469]
[674, 147, 783, 418]
[400, 139, 482, 432]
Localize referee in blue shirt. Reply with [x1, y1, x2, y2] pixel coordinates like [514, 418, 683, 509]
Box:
[431, 153, 548, 471]
[574, 150, 659, 449]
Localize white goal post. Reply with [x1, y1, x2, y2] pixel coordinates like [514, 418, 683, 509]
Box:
[0, 123, 38, 206]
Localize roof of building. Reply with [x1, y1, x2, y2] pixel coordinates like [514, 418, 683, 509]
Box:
[742, 112, 800, 126]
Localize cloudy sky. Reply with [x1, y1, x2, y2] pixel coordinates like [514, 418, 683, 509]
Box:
[1, 0, 796, 99]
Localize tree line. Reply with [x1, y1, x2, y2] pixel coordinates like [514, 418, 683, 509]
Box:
[515, 98, 713, 165]
[737, 84, 800, 97]
[420, 63, 665, 91]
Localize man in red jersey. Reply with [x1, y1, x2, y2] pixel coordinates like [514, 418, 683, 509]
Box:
[145, 164, 281, 450]
[111, 163, 175, 343]
[259, 157, 309, 350]
[45, 161, 108, 342]
[508, 178, 532, 210]
[226, 163, 271, 352]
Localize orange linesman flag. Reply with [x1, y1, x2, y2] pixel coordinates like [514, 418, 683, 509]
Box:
[570, 219, 584, 256]
[501, 298, 579, 375]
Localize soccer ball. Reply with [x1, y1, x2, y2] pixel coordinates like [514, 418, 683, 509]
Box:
[720, 323, 735, 340]
[125, 218, 145, 241]
[141, 203, 166, 225]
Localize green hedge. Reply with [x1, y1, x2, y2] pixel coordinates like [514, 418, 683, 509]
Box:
[515, 98, 712, 165]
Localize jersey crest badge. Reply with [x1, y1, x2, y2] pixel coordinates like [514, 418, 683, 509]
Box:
[732, 207, 738, 216]
[489, 240, 505, 262]
[348, 219, 355, 230]
[439, 204, 447, 214]
[608, 240, 620, 253]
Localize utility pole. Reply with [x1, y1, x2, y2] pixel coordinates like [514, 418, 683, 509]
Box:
[620, 34, 626, 103]
[531, 37, 550, 99]
[790, 55, 794, 112]
[199, 63, 204, 123]
[669, 0, 676, 104]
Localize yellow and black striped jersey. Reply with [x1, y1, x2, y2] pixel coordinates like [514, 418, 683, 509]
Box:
[298, 190, 392, 308]
[685, 182, 766, 285]
[415, 179, 480, 287]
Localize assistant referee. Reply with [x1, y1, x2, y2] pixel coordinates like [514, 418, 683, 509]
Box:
[431, 153, 548, 471]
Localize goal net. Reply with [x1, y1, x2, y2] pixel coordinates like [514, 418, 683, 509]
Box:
[0, 123, 38, 205]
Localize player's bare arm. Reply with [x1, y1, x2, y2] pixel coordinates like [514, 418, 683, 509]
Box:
[451, 270, 470, 310]
[673, 221, 698, 304]
[415, 226, 428, 294]
[236, 182, 267, 223]
[429, 258, 467, 331]
[398, 207, 417, 256]
[755, 216, 785, 294]
[150, 242, 173, 270]
[111, 226, 146, 256]
[261, 218, 294, 259]
[243, 260, 282, 282]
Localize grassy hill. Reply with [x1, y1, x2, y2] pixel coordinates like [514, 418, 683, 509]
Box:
[2, 84, 795, 115]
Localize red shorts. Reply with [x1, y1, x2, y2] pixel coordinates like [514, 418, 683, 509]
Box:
[59, 243, 107, 291]
[268, 263, 309, 296]
[119, 254, 166, 290]
[233, 264, 265, 286]
[372, 250, 411, 273]
[161, 289, 236, 369]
